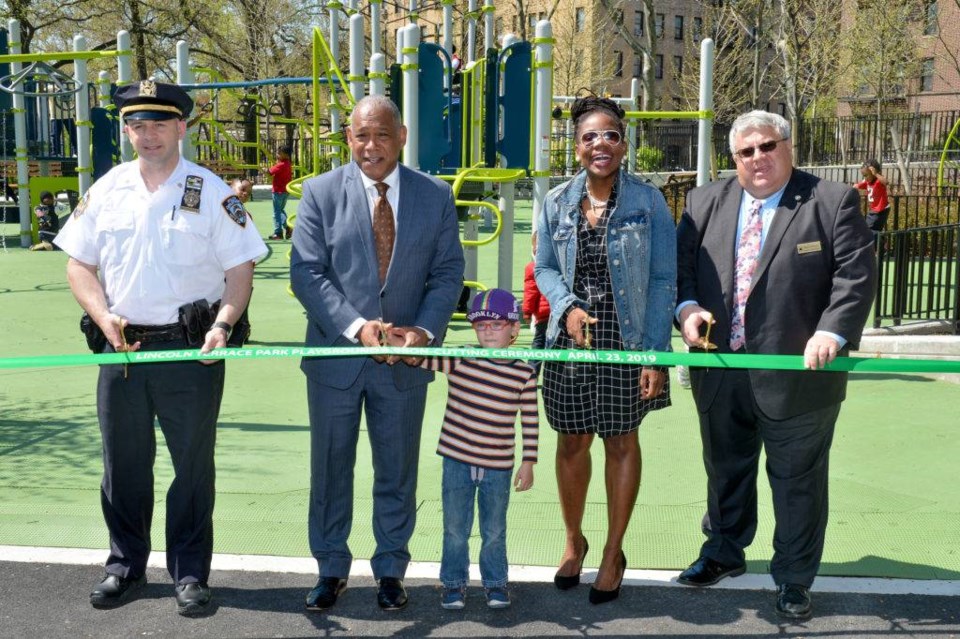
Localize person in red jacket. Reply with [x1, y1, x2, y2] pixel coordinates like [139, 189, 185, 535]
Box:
[853, 158, 889, 237]
[268, 145, 293, 240]
[522, 231, 551, 375]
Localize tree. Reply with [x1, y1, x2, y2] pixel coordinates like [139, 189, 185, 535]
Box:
[596, 0, 656, 112]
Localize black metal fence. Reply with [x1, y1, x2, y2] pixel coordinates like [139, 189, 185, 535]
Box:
[875, 223, 960, 333]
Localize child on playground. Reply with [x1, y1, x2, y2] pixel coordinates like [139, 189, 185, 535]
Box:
[268, 145, 292, 240]
[853, 159, 890, 233]
[29, 190, 59, 251]
[420, 288, 538, 611]
[522, 231, 550, 376]
[231, 178, 253, 204]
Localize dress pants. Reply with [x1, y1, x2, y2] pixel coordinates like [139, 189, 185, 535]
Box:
[98, 338, 224, 584]
[307, 359, 427, 580]
[696, 367, 841, 587]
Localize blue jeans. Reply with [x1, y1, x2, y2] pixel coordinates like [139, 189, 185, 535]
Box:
[440, 457, 511, 589]
[272, 192, 289, 234]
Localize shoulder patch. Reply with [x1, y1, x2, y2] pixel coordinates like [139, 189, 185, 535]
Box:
[72, 192, 90, 218]
[222, 195, 248, 227]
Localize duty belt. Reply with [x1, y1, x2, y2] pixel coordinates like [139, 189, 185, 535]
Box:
[124, 323, 184, 343]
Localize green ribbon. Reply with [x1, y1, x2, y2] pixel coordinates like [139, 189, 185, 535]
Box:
[1, 346, 958, 374]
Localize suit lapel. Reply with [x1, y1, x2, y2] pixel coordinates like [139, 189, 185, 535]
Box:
[346, 162, 380, 280]
[717, 182, 743, 319]
[751, 173, 806, 296]
[389, 165, 419, 283]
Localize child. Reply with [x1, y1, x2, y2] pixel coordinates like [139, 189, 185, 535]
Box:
[231, 178, 253, 204]
[29, 190, 59, 251]
[853, 159, 889, 234]
[522, 231, 550, 376]
[421, 288, 538, 610]
[268, 145, 293, 240]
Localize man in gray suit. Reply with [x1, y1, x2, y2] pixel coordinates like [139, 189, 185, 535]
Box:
[675, 111, 876, 619]
[290, 95, 465, 612]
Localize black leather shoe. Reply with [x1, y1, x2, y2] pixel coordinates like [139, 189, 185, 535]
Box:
[90, 573, 146, 608]
[554, 537, 589, 590]
[175, 582, 212, 617]
[677, 556, 746, 587]
[589, 551, 626, 605]
[776, 583, 812, 620]
[377, 577, 408, 611]
[305, 577, 348, 611]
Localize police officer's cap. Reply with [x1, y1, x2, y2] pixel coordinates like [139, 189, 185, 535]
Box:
[115, 80, 193, 121]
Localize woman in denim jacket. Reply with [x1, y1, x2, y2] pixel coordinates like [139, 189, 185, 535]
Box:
[534, 96, 677, 605]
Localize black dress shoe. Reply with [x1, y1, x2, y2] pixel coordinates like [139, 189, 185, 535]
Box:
[305, 577, 348, 611]
[554, 537, 589, 590]
[377, 577, 408, 611]
[90, 573, 146, 608]
[175, 582, 212, 617]
[776, 583, 812, 620]
[677, 556, 746, 587]
[589, 551, 626, 605]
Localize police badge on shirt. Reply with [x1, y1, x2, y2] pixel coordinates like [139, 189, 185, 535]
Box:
[222, 195, 247, 227]
[180, 175, 203, 213]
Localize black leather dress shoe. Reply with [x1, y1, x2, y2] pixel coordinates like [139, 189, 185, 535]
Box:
[776, 583, 812, 620]
[588, 551, 626, 605]
[90, 573, 146, 608]
[305, 577, 348, 611]
[377, 577, 408, 611]
[677, 556, 746, 587]
[175, 582, 212, 617]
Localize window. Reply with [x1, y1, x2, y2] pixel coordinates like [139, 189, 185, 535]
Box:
[512, 15, 518, 34]
[496, 17, 504, 35]
[924, 0, 938, 35]
[655, 54, 664, 79]
[576, 7, 586, 33]
[655, 13, 665, 38]
[920, 58, 935, 92]
[529, 14, 537, 33]
[674, 15, 684, 40]
[693, 16, 703, 41]
[633, 57, 642, 77]
[673, 55, 683, 75]
[634, 11, 644, 36]
[614, 51, 624, 77]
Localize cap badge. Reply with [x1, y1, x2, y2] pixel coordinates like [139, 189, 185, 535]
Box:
[140, 80, 156, 97]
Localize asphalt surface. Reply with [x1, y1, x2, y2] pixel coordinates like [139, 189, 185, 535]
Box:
[2, 561, 958, 638]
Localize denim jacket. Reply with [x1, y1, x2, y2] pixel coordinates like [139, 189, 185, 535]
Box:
[534, 170, 677, 352]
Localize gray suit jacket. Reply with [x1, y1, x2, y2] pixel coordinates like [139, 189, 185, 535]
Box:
[676, 169, 877, 419]
[290, 162, 465, 390]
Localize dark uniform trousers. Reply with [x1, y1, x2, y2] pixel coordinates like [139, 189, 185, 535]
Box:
[98, 338, 224, 584]
[696, 367, 841, 588]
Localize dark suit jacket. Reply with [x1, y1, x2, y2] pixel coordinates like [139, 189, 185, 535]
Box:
[290, 162, 465, 390]
[676, 169, 877, 420]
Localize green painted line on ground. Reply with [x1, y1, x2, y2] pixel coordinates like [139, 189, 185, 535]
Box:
[2, 346, 959, 374]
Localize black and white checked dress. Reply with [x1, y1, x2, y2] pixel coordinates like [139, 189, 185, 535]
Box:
[542, 184, 671, 438]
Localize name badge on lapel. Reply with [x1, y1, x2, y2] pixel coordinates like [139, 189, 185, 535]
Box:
[797, 241, 822, 255]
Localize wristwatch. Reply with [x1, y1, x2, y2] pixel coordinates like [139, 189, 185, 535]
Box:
[212, 321, 232, 333]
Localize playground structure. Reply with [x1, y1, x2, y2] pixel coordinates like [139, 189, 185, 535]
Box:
[0, 5, 721, 298]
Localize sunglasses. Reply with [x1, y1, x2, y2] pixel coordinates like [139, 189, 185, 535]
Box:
[734, 137, 789, 159]
[579, 130, 623, 146]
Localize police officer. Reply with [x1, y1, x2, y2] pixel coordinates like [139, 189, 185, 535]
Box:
[55, 80, 266, 616]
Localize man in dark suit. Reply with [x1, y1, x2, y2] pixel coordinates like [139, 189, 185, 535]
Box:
[675, 111, 876, 619]
[290, 95, 465, 612]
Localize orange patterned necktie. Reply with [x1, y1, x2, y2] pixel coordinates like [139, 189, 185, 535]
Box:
[373, 182, 395, 284]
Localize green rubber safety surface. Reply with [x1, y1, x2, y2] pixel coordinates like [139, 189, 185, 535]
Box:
[1, 198, 959, 581]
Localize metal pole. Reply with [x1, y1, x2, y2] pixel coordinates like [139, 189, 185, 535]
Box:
[117, 30, 133, 161]
[97, 71, 112, 108]
[467, 0, 477, 64]
[628, 78, 639, 173]
[483, 0, 495, 52]
[330, 1, 342, 169]
[74, 35, 92, 197]
[176, 40, 195, 162]
[498, 181, 515, 290]
[7, 19, 31, 247]
[401, 25, 419, 168]
[369, 53, 386, 97]
[532, 20, 554, 239]
[370, 0, 382, 55]
[349, 13, 365, 103]
[696, 38, 715, 186]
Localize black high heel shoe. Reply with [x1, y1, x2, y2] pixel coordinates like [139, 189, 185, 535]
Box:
[554, 537, 589, 590]
[589, 551, 626, 605]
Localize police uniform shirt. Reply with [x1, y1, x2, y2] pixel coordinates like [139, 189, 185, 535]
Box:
[56, 157, 267, 325]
